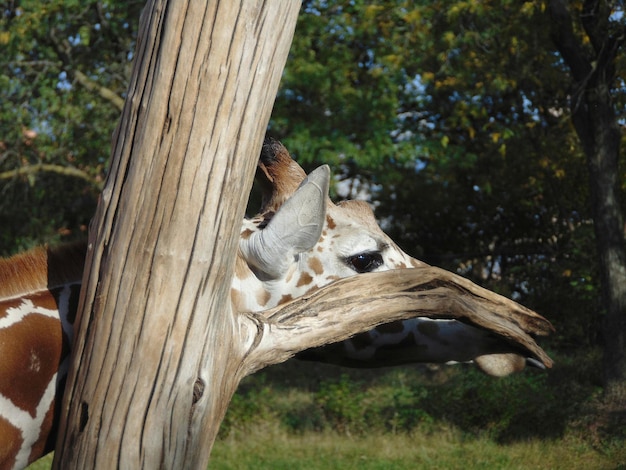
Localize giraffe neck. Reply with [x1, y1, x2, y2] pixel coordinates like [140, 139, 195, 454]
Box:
[298, 317, 524, 372]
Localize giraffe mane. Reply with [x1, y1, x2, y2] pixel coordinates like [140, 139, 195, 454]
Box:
[256, 138, 307, 214]
[0, 242, 86, 300]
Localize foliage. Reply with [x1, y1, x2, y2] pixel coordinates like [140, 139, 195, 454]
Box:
[0, 0, 142, 253]
[24, 353, 626, 468]
[25, 354, 626, 468]
[216, 355, 623, 460]
[27, 429, 626, 470]
[1, 2, 623, 334]
[276, 0, 625, 354]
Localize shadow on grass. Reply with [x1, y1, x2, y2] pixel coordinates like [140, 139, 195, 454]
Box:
[222, 347, 623, 449]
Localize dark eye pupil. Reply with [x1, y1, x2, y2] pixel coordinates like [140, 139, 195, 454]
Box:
[348, 253, 383, 273]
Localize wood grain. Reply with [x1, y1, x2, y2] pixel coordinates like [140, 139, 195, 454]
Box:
[240, 267, 553, 375]
[53, 2, 301, 469]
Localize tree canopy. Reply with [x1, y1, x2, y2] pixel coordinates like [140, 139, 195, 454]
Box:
[1, 0, 625, 392]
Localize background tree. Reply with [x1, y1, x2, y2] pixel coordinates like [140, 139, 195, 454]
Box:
[0, 1, 141, 250]
[548, 0, 626, 402]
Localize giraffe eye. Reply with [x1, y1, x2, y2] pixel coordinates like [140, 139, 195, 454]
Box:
[346, 252, 383, 273]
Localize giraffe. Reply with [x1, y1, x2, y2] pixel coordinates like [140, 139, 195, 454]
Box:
[0, 139, 549, 469]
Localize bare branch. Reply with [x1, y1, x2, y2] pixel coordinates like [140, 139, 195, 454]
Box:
[0, 163, 103, 190]
[73, 70, 125, 112]
[41, 9, 125, 112]
[581, 0, 604, 53]
[548, 0, 592, 82]
[239, 266, 553, 375]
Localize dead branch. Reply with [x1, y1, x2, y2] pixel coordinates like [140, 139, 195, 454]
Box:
[239, 265, 554, 376]
[0, 163, 103, 189]
[73, 70, 125, 112]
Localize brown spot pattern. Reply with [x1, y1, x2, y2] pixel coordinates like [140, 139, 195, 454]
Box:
[29, 398, 56, 463]
[308, 257, 324, 276]
[234, 255, 251, 280]
[255, 289, 271, 307]
[376, 331, 420, 352]
[296, 272, 313, 287]
[0, 415, 21, 469]
[350, 332, 373, 351]
[417, 321, 440, 339]
[230, 288, 244, 311]
[0, 293, 62, 417]
[278, 294, 293, 305]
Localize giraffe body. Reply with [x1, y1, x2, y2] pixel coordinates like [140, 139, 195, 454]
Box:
[0, 245, 83, 470]
[0, 140, 541, 469]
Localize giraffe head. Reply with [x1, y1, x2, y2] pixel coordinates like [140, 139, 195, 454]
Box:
[234, 139, 535, 376]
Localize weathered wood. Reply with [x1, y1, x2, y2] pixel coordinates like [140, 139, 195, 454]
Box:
[239, 266, 554, 375]
[53, 1, 301, 468]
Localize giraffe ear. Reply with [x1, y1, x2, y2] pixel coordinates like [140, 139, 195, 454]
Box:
[241, 165, 330, 279]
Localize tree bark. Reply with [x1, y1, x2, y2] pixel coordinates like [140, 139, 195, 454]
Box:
[549, 0, 626, 401]
[239, 266, 554, 376]
[53, 1, 301, 468]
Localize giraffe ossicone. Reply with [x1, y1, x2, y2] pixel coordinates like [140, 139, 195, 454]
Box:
[0, 138, 551, 469]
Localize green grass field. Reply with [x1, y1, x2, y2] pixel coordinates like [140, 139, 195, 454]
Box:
[211, 425, 624, 469]
[29, 427, 625, 470]
[27, 350, 626, 469]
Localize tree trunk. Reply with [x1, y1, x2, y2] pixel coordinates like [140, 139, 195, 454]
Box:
[549, 0, 626, 401]
[53, 1, 301, 468]
[583, 87, 626, 402]
[585, 92, 626, 402]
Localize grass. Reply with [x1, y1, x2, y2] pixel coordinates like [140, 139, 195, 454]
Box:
[31, 428, 624, 470]
[27, 349, 626, 469]
[210, 424, 624, 469]
[24, 455, 53, 470]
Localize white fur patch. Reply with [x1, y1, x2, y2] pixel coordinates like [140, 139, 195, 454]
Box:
[0, 373, 58, 470]
[0, 298, 59, 330]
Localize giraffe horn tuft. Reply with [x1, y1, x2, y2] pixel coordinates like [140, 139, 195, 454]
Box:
[257, 138, 308, 213]
[242, 164, 330, 279]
